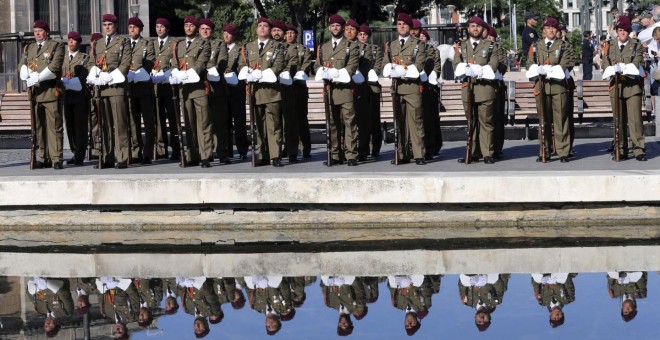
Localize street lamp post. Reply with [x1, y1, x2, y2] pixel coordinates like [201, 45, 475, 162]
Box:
[129, 1, 140, 18]
[200, 3, 211, 19]
[386, 5, 396, 25]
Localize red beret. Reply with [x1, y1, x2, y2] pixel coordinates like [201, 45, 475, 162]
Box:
[358, 24, 371, 35]
[616, 16, 632, 32]
[257, 17, 271, 27]
[468, 16, 488, 29]
[156, 18, 170, 29]
[184, 16, 199, 27]
[412, 19, 422, 29]
[488, 26, 497, 38]
[421, 30, 430, 39]
[33, 20, 50, 32]
[223, 23, 239, 36]
[558, 24, 566, 31]
[397, 13, 413, 27]
[90, 32, 102, 43]
[541, 17, 559, 29]
[328, 14, 346, 26]
[345, 19, 359, 29]
[199, 18, 214, 29]
[67, 31, 82, 42]
[128, 17, 144, 28]
[102, 14, 117, 23]
[271, 19, 286, 31]
[285, 24, 298, 33]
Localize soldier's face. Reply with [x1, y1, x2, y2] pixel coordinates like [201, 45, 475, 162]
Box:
[329, 23, 342, 38]
[397, 21, 411, 37]
[271, 27, 283, 41]
[223, 31, 234, 44]
[155, 24, 168, 38]
[43, 317, 57, 332]
[357, 32, 369, 43]
[33, 28, 47, 42]
[344, 26, 358, 41]
[530, 18, 538, 27]
[128, 24, 141, 40]
[550, 308, 563, 321]
[184, 23, 197, 37]
[543, 26, 557, 40]
[404, 314, 418, 329]
[474, 312, 490, 326]
[468, 23, 483, 39]
[138, 308, 150, 324]
[67, 38, 80, 52]
[257, 22, 271, 40]
[420, 34, 428, 42]
[265, 317, 280, 332]
[112, 323, 127, 337]
[285, 30, 297, 44]
[199, 24, 213, 39]
[102, 22, 116, 36]
[617, 28, 630, 43]
[338, 316, 351, 329]
[410, 28, 420, 37]
[622, 301, 635, 315]
[194, 319, 208, 335]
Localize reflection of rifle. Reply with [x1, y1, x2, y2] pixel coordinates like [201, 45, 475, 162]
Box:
[241, 47, 258, 167]
[171, 41, 187, 167]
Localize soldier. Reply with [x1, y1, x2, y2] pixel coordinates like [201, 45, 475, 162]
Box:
[129, 278, 163, 327]
[521, 12, 539, 66]
[270, 20, 300, 163]
[20, 20, 65, 169]
[170, 16, 213, 168]
[86, 14, 132, 169]
[26, 277, 74, 337]
[200, 18, 232, 165]
[239, 17, 286, 167]
[95, 277, 137, 324]
[286, 24, 314, 159]
[602, 15, 647, 161]
[531, 273, 577, 328]
[244, 276, 295, 335]
[582, 32, 595, 80]
[223, 24, 249, 160]
[343, 19, 371, 161]
[419, 28, 443, 160]
[162, 277, 181, 315]
[526, 17, 572, 163]
[151, 18, 181, 161]
[315, 14, 360, 166]
[320, 276, 365, 336]
[485, 26, 508, 160]
[70, 277, 97, 316]
[458, 274, 509, 332]
[127, 17, 156, 164]
[557, 24, 577, 156]
[607, 271, 647, 322]
[61, 31, 89, 166]
[88, 32, 103, 160]
[387, 275, 434, 336]
[454, 16, 500, 164]
[384, 13, 428, 165]
[357, 24, 384, 158]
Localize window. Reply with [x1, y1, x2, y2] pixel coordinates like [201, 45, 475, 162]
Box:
[77, 0, 91, 35]
[567, 0, 574, 8]
[573, 13, 581, 27]
[34, 0, 49, 22]
[563, 13, 569, 26]
[114, 0, 128, 34]
[606, 12, 613, 26]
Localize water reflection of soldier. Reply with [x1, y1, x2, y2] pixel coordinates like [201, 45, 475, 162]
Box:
[112, 322, 130, 339]
[286, 276, 316, 308]
[26, 277, 74, 337]
[95, 277, 136, 324]
[162, 277, 180, 315]
[458, 274, 509, 332]
[321, 276, 365, 336]
[388, 275, 434, 336]
[70, 277, 97, 316]
[608, 271, 647, 322]
[362, 276, 381, 304]
[531, 273, 576, 328]
[245, 276, 295, 335]
[177, 277, 222, 323]
[129, 278, 163, 328]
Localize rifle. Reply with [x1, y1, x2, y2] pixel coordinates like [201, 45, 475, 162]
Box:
[91, 40, 105, 169]
[613, 68, 621, 161]
[386, 42, 401, 165]
[538, 74, 548, 163]
[318, 46, 333, 166]
[22, 43, 38, 169]
[171, 41, 187, 167]
[464, 75, 475, 164]
[241, 47, 258, 167]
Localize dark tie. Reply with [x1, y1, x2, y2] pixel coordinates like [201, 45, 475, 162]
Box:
[37, 43, 43, 53]
[131, 41, 136, 50]
[69, 54, 73, 61]
[400, 39, 405, 47]
[473, 42, 478, 50]
[619, 44, 625, 52]
[333, 41, 337, 50]
[159, 40, 164, 50]
[259, 42, 264, 53]
[186, 40, 191, 49]
[546, 42, 552, 50]
[106, 36, 111, 46]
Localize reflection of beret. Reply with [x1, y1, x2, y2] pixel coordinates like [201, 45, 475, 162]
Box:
[67, 31, 82, 42]
[223, 23, 239, 36]
[397, 13, 413, 27]
[199, 18, 214, 29]
[345, 19, 359, 29]
[468, 16, 488, 29]
[184, 16, 199, 27]
[90, 32, 103, 43]
[128, 17, 143, 28]
[412, 19, 422, 29]
[257, 17, 272, 26]
[285, 24, 298, 33]
[359, 24, 372, 35]
[102, 14, 117, 23]
[616, 16, 632, 32]
[33, 20, 50, 32]
[542, 17, 559, 29]
[156, 18, 170, 28]
[271, 19, 286, 31]
[328, 14, 345, 26]
[524, 12, 539, 21]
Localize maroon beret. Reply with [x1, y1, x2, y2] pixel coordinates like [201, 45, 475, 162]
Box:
[468, 16, 488, 29]
[184, 16, 199, 27]
[420, 30, 430, 39]
[488, 26, 497, 38]
[271, 19, 286, 31]
[397, 13, 413, 27]
[33, 20, 50, 32]
[128, 17, 144, 28]
[102, 14, 117, 23]
[257, 17, 272, 27]
[558, 23, 566, 31]
[616, 16, 632, 32]
[412, 19, 422, 29]
[541, 17, 559, 29]
[90, 32, 102, 43]
[223, 23, 239, 36]
[199, 18, 215, 29]
[358, 24, 372, 35]
[156, 18, 170, 29]
[345, 19, 359, 29]
[285, 24, 298, 33]
[67, 31, 82, 42]
[328, 14, 346, 26]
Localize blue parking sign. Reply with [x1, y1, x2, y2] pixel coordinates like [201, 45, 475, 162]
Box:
[303, 30, 314, 49]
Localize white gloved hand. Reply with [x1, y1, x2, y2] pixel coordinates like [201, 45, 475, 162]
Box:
[614, 63, 623, 74]
[92, 77, 106, 86]
[251, 69, 262, 81]
[127, 70, 136, 82]
[246, 72, 257, 83]
[321, 69, 333, 80]
[327, 68, 340, 79]
[537, 67, 547, 76]
[465, 67, 477, 78]
[99, 72, 113, 83]
[26, 77, 38, 87]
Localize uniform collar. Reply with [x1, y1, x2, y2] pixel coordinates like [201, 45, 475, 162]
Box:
[469, 38, 481, 46]
[544, 38, 556, 46]
[227, 42, 236, 50]
[258, 38, 269, 46]
[398, 35, 410, 44]
[331, 37, 343, 45]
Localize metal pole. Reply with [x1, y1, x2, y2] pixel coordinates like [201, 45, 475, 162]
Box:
[83, 313, 90, 340]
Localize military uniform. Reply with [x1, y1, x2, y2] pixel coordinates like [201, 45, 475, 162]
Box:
[180, 279, 220, 317]
[61, 49, 90, 163]
[97, 279, 137, 323]
[212, 277, 238, 305]
[608, 272, 647, 299]
[386, 36, 429, 162]
[23, 38, 65, 165]
[531, 274, 576, 310]
[27, 278, 74, 323]
[245, 276, 294, 316]
[366, 44, 384, 156]
[458, 274, 507, 310]
[602, 38, 646, 158]
[240, 39, 286, 163]
[454, 38, 500, 159]
[315, 37, 360, 163]
[225, 42, 248, 158]
[387, 276, 433, 313]
[130, 278, 163, 309]
[88, 34, 132, 165]
[206, 38, 230, 161]
[279, 41, 301, 159]
[422, 43, 443, 157]
[172, 37, 213, 164]
[291, 43, 314, 157]
[521, 25, 538, 66]
[321, 276, 365, 313]
[493, 40, 508, 157]
[355, 40, 374, 159]
[153, 36, 180, 159]
[526, 38, 573, 159]
[128, 36, 156, 162]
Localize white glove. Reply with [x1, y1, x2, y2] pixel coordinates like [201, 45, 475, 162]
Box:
[246, 72, 258, 83]
[251, 69, 262, 81]
[169, 69, 181, 85]
[99, 72, 113, 83]
[614, 63, 623, 74]
[26, 72, 39, 87]
[537, 67, 547, 76]
[321, 68, 333, 80]
[327, 68, 340, 79]
[90, 77, 105, 86]
[127, 70, 136, 82]
[389, 65, 406, 78]
[465, 67, 477, 78]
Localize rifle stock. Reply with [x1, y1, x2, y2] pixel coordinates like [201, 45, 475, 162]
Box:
[171, 86, 187, 167]
[248, 83, 257, 167]
[538, 76, 547, 163]
[464, 79, 474, 164]
[613, 74, 621, 161]
[391, 79, 401, 165]
[28, 87, 37, 169]
[94, 86, 104, 169]
[323, 79, 333, 166]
